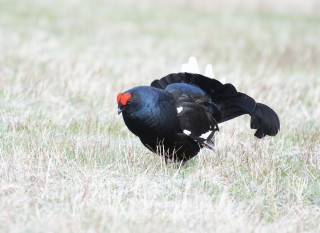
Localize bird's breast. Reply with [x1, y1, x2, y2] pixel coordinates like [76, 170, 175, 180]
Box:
[123, 100, 178, 140]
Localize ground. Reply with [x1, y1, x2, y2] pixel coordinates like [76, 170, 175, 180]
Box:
[0, 0, 320, 232]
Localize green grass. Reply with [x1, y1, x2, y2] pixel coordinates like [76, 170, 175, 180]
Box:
[1, 0, 320, 232]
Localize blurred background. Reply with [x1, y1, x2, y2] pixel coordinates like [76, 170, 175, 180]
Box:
[1, 0, 319, 79]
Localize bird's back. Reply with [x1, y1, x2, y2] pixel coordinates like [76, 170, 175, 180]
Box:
[152, 72, 280, 139]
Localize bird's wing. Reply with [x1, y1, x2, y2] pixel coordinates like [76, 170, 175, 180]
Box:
[166, 88, 219, 149]
[151, 72, 280, 138]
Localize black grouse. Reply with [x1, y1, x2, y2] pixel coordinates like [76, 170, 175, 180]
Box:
[117, 72, 280, 162]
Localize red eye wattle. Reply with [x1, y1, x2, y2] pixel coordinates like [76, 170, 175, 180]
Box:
[120, 93, 132, 106]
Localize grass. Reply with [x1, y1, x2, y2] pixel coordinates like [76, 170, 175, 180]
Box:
[0, 0, 320, 232]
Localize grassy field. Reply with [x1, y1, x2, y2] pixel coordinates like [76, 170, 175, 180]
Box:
[1, 0, 320, 232]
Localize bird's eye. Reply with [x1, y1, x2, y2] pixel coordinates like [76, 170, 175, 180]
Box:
[126, 99, 131, 104]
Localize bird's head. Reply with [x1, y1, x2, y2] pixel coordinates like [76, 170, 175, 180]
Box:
[117, 86, 163, 116]
[117, 87, 146, 115]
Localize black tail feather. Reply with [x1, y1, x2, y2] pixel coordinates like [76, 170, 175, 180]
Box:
[250, 103, 280, 138]
[219, 92, 256, 123]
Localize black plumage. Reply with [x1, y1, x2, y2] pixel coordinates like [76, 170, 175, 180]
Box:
[117, 72, 280, 162]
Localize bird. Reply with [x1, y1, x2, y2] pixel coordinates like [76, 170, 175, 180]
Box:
[117, 72, 280, 162]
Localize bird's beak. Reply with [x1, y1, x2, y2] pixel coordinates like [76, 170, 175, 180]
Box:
[118, 106, 123, 115]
